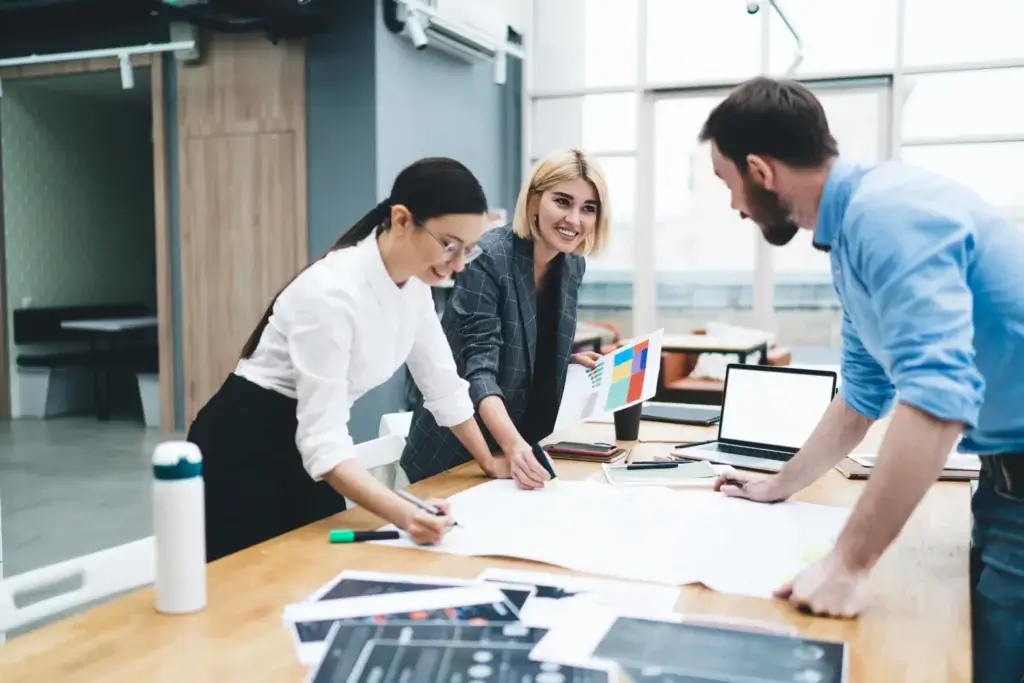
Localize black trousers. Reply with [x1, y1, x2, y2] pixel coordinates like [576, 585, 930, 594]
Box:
[187, 373, 346, 562]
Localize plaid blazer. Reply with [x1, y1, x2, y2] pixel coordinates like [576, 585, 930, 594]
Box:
[400, 226, 584, 482]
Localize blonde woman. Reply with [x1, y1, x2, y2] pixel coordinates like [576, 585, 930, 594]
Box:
[400, 149, 611, 488]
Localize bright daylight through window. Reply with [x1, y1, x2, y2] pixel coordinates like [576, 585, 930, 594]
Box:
[528, 0, 1024, 343]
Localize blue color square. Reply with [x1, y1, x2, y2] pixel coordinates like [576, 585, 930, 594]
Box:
[640, 347, 648, 370]
[614, 347, 634, 366]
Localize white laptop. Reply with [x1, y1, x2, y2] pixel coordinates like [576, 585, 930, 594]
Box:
[672, 363, 838, 472]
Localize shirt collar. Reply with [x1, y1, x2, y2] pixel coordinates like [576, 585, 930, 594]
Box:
[812, 156, 865, 252]
[358, 228, 407, 305]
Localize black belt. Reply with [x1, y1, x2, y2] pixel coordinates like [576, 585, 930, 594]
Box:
[981, 453, 1024, 498]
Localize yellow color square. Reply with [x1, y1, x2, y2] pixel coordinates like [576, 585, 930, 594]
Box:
[612, 362, 632, 382]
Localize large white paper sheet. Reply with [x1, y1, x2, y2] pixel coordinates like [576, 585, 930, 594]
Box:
[373, 479, 851, 598]
[553, 329, 664, 433]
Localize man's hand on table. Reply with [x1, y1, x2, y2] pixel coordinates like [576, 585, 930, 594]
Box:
[712, 469, 794, 503]
[775, 549, 870, 619]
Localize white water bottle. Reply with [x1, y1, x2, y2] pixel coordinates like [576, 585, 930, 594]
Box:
[153, 441, 207, 614]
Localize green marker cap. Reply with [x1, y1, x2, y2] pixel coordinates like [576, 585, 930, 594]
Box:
[329, 530, 356, 543]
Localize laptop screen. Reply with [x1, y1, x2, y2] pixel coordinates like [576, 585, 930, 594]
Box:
[718, 366, 836, 450]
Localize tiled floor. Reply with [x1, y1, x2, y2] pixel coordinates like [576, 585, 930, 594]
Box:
[0, 417, 183, 578]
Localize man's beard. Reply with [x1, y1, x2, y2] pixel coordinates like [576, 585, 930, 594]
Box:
[742, 175, 800, 247]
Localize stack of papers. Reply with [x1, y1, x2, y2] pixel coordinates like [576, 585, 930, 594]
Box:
[281, 569, 849, 683]
[281, 569, 680, 679]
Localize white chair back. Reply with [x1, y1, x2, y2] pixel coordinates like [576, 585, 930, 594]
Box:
[378, 411, 413, 438]
[351, 434, 410, 505]
[0, 536, 154, 641]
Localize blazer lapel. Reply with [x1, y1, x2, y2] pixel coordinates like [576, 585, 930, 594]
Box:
[512, 237, 537, 375]
[553, 257, 579, 399]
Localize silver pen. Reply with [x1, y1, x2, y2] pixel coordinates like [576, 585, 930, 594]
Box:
[396, 489, 460, 527]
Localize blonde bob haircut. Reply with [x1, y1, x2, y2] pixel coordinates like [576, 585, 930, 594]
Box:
[511, 148, 610, 257]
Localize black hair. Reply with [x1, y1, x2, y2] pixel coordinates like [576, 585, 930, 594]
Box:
[240, 156, 488, 358]
[698, 77, 838, 171]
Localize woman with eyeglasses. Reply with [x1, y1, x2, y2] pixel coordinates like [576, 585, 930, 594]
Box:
[400, 149, 611, 488]
[187, 158, 504, 562]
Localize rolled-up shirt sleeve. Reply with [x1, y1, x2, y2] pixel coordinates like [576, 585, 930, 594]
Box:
[839, 309, 895, 420]
[847, 201, 985, 428]
[281, 281, 359, 480]
[406, 295, 474, 427]
[447, 255, 504, 407]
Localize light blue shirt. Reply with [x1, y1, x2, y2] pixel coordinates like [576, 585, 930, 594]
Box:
[813, 157, 1024, 456]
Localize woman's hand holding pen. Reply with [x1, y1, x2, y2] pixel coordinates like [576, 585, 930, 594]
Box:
[402, 498, 454, 545]
[504, 439, 550, 490]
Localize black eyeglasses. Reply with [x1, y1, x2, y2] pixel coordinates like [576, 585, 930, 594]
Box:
[422, 225, 482, 264]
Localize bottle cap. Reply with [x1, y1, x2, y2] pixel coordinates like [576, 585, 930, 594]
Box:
[153, 441, 203, 480]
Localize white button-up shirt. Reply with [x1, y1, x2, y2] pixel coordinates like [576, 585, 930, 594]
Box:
[234, 231, 473, 480]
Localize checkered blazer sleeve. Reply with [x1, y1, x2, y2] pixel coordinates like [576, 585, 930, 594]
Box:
[446, 251, 504, 407]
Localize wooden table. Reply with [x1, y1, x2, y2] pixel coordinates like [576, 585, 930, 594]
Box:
[0, 421, 972, 683]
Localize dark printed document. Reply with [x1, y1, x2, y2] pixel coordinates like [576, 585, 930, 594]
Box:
[594, 617, 847, 683]
[310, 638, 615, 683]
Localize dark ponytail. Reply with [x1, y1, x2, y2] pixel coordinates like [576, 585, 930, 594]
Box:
[240, 156, 487, 359]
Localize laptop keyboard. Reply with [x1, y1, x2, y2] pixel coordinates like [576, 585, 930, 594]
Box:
[715, 443, 791, 461]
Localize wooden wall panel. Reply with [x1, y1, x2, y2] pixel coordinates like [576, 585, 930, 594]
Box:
[177, 33, 307, 426]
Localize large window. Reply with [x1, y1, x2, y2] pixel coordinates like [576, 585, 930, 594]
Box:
[767, 0, 897, 76]
[900, 67, 1024, 211]
[645, 0, 761, 85]
[903, 0, 1024, 68]
[528, 0, 1024, 345]
[531, 0, 638, 91]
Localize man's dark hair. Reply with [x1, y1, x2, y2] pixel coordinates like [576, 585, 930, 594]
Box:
[698, 77, 838, 171]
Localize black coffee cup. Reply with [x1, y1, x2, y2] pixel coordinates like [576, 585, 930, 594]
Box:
[613, 402, 643, 441]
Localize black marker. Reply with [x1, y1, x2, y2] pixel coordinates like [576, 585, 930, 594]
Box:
[531, 443, 558, 480]
[625, 462, 681, 471]
[329, 530, 400, 544]
[674, 439, 718, 449]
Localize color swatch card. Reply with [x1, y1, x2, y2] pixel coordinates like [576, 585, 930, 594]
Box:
[553, 329, 664, 434]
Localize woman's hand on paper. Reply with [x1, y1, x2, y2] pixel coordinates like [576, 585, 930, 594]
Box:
[712, 469, 790, 503]
[505, 440, 550, 490]
[570, 351, 602, 369]
[482, 456, 513, 480]
[774, 549, 870, 619]
[406, 498, 454, 546]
